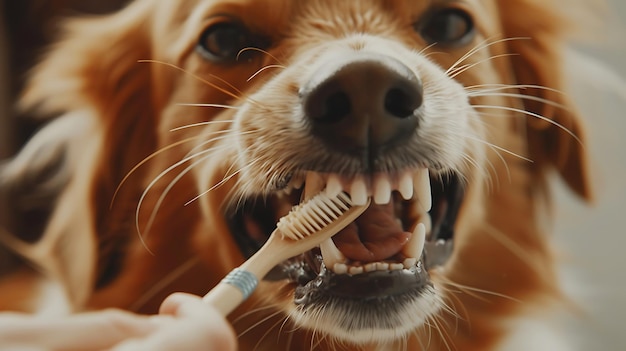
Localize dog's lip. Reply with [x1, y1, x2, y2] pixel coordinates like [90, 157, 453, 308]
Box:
[294, 256, 430, 304]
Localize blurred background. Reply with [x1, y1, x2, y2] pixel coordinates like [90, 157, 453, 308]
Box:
[0, 0, 625, 350]
[555, 0, 626, 350]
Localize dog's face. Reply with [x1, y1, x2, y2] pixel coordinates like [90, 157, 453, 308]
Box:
[5, 0, 592, 349]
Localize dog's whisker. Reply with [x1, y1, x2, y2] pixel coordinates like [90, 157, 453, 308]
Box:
[283, 327, 295, 351]
[138, 59, 245, 102]
[237, 308, 284, 339]
[472, 104, 584, 146]
[183, 132, 235, 158]
[430, 315, 454, 351]
[170, 119, 238, 136]
[135, 145, 222, 244]
[442, 289, 471, 328]
[238, 47, 286, 66]
[175, 103, 240, 110]
[465, 83, 567, 96]
[423, 316, 435, 350]
[468, 92, 569, 110]
[252, 316, 290, 351]
[129, 257, 200, 312]
[184, 129, 261, 162]
[439, 298, 462, 337]
[447, 36, 529, 74]
[461, 134, 533, 163]
[232, 301, 283, 325]
[441, 278, 523, 304]
[416, 42, 441, 60]
[184, 158, 261, 207]
[142, 151, 218, 240]
[111, 135, 205, 208]
[448, 53, 518, 79]
[411, 327, 428, 351]
[247, 64, 287, 82]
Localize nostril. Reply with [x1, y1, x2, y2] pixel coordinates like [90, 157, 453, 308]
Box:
[318, 91, 352, 123]
[384, 85, 423, 119]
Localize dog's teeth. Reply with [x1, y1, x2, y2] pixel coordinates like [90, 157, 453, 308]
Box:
[349, 176, 368, 206]
[390, 263, 404, 271]
[364, 262, 378, 272]
[402, 222, 426, 259]
[423, 213, 432, 236]
[403, 257, 418, 268]
[373, 175, 392, 205]
[333, 263, 348, 274]
[413, 169, 432, 212]
[304, 172, 326, 200]
[325, 174, 343, 197]
[320, 238, 346, 271]
[349, 266, 364, 275]
[398, 171, 414, 200]
[376, 262, 390, 271]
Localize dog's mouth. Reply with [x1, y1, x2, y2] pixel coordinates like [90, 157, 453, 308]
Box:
[230, 168, 462, 305]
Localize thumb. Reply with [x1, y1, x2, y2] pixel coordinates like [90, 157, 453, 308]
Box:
[158, 292, 237, 351]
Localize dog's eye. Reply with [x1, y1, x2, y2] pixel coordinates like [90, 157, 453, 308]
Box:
[418, 8, 475, 46]
[197, 21, 260, 62]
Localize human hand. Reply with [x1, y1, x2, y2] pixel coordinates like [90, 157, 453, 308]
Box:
[0, 293, 237, 351]
[112, 293, 237, 351]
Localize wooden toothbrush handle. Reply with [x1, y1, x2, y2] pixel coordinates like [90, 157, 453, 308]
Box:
[202, 268, 259, 316]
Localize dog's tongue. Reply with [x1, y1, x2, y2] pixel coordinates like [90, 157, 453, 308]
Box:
[332, 201, 410, 263]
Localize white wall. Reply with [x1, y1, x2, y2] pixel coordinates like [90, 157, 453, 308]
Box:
[555, 1, 626, 350]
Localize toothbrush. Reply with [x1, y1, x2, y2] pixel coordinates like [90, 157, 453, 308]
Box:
[203, 192, 370, 315]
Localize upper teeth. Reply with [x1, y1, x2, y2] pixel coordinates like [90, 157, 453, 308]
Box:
[293, 168, 433, 275]
[296, 169, 431, 207]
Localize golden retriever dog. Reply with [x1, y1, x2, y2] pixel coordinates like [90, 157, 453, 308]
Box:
[0, 0, 594, 350]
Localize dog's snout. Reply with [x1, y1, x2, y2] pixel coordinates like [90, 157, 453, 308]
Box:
[302, 54, 422, 153]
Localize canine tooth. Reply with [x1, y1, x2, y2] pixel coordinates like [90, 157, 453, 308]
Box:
[373, 175, 392, 204]
[423, 213, 432, 235]
[390, 263, 404, 271]
[413, 169, 432, 211]
[349, 176, 368, 206]
[403, 223, 426, 259]
[398, 172, 414, 200]
[364, 262, 378, 272]
[376, 262, 390, 271]
[403, 257, 418, 268]
[333, 263, 348, 274]
[349, 266, 364, 275]
[320, 238, 346, 271]
[304, 172, 325, 200]
[325, 174, 343, 197]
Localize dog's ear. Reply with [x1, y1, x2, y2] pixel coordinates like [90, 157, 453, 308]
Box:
[21, 0, 158, 220]
[2, 0, 159, 309]
[500, 1, 593, 201]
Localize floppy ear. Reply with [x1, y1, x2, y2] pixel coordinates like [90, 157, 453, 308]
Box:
[500, 1, 593, 201]
[21, 0, 158, 228]
[1, 0, 159, 309]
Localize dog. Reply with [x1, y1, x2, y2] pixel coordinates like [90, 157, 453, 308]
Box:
[0, 0, 594, 350]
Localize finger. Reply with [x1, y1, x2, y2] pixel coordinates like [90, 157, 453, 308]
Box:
[0, 310, 156, 351]
[112, 316, 234, 351]
[157, 292, 237, 351]
[159, 292, 201, 315]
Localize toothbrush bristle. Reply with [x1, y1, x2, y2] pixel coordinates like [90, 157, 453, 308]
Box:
[277, 192, 353, 240]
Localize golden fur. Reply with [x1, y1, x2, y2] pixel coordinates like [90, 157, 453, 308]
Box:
[0, 0, 594, 350]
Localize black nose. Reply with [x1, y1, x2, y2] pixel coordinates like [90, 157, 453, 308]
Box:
[302, 54, 422, 154]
